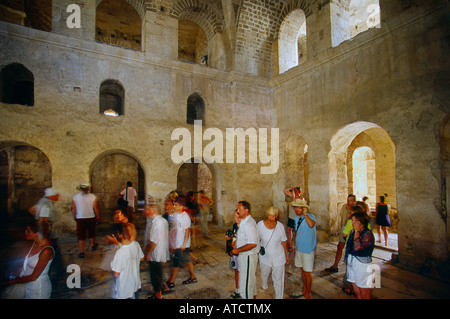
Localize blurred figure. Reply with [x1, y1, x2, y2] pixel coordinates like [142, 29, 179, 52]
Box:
[1, 221, 55, 299]
[325, 194, 356, 273]
[225, 209, 241, 299]
[72, 182, 101, 258]
[144, 204, 170, 299]
[166, 196, 197, 288]
[28, 188, 65, 278]
[257, 207, 289, 299]
[108, 223, 144, 299]
[198, 190, 213, 236]
[164, 191, 178, 251]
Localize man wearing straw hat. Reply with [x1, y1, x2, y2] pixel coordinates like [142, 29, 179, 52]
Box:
[291, 198, 316, 299]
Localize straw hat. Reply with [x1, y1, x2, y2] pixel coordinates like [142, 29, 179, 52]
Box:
[291, 198, 310, 209]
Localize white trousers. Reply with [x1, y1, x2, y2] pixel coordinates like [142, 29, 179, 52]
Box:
[238, 253, 258, 299]
[260, 262, 285, 299]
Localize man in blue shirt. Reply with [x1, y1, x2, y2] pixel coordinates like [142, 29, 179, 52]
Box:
[292, 198, 316, 299]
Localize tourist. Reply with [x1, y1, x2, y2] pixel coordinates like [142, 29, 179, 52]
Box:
[325, 194, 356, 272]
[72, 182, 100, 258]
[375, 195, 391, 246]
[231, 201, 259, 299]
[166, 196, 197, 288]
[1, 221, 55, 299]
[225, 209, 241, 299]
[283, 187, 303, 251]
[257, 206, 289, 299]
[198, 190, 213, 235]
[292, 198, 316, 299]
[109, 223, 144, 299]
[345, 212, 375, 299]
[28, 187, 65, 277]
[144, 204, 170, 299]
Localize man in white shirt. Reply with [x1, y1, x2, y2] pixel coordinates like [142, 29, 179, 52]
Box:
[144, 204, 170, 299]
[166, 196, 197, 288]
[72, 182, 100, 258]
[119, 181, 137, 211]
[231, 201, 260, 299]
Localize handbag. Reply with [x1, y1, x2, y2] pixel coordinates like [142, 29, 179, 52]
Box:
[117, 187, 129, 206]
[260, 226, 275, 256]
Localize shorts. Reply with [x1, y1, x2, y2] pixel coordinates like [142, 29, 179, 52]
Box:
[339, 225, 346, 243]
[287, 218, 296, 229]
[346, 255, 373, 288]
[173, 248, 193, 268]
[76, 217, 96, 241]
[294, 250, 315, 272]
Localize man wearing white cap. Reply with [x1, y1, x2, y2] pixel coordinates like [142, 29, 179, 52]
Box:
[29, 187, 60, 237]
[72, 182, 100, 258]
[291, 198, 316, 299]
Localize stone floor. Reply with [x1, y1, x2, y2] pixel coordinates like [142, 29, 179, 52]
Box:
[1, 212, 449, 301]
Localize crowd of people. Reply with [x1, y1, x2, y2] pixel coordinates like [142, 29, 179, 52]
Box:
[0, 181, 391, 300]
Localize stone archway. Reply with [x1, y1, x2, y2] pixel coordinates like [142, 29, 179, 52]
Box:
[89, 150, 146, 225]
[0, 142, 52, 218]
[328, 122, 396, 237]
[176, 157, 223, 226]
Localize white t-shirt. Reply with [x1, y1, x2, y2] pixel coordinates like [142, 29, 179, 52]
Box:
[72, 192, 96, 219]
[236, 215, 260, 255]
[174, 211, 191, 249]
[257, 221, 287, 267]
[111, 241, 144, 299]
[149, 215, 170, 262]
[120, 187, 137, 208]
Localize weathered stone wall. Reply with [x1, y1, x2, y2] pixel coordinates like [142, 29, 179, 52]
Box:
[0, 0, 449, 278]
[272, 1, 450, 272]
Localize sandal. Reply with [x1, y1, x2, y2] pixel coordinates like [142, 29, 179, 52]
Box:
[166, 281, 175, 289]
[342, 286, 353, 295]
[78, 252, 85, 258]
[182, 277, 198, 285]
[325, 266, 338, 273]
[147, 294, 162, 299]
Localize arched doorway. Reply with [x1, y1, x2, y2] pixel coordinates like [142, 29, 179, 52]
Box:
[0, 142, 52, 219]
[176, 158, 222, 227]
[90, 151, 146, 226]
[329, 122, 397, 248]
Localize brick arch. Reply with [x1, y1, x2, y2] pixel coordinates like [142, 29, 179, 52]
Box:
[276, 0, 312, 36]
[96, 0, 146, 21]
[168, 0, 224, 40]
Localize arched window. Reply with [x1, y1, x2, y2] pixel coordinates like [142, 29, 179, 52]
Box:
[0, 0, 52, 32]
[0, 63, 34, 106]
[331, 0, 380, 47]
[95, 0, 142, 50]
[187, 92, 205, 125]
[178, 20, 208, 65]
[278, 9, 307, 74]
[99, 80, 124, 116]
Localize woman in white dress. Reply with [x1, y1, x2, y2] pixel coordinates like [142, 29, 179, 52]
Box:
[257, 207, 290, 299]
[2, 221, 55, 299]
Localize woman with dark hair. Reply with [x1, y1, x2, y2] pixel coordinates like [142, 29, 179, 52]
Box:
[375, 195, 391, 246]
[345, 212, 375, 299]
[1, 221, 55, 298]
